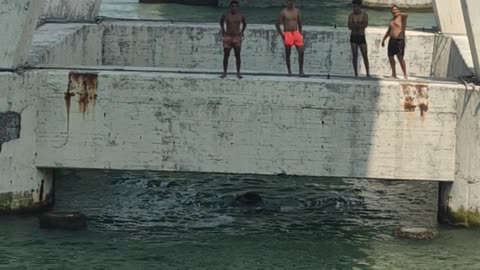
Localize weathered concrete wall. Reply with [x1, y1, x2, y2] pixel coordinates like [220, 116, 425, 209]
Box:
[431, 35, 474, 78]
[98, 22, 434, 77]
[41, 0, 102, 21]
[461, 0, 480, 79]
[28, 24, 102, 66]
[0, 72, 54, 212]
[139, 0, 217, 5]
[0, 0, 43, 69]
[363, 0, 432, 9]
[35, 69, 458, 181]
[432, 0, 466, 34]
[440, 84, 480, 226]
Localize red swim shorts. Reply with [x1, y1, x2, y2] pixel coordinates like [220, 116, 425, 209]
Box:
[223, 35, 242, 49]
[283, 31, 304, 47]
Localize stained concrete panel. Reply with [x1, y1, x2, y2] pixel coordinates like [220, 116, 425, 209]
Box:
[432, 0, 466, 34]
[0, 0, 43, 69]
[36, 69, 459, 181]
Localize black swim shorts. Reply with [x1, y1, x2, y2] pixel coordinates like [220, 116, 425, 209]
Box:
[388, 38, 406, 57]
[350, 34, 367, 45]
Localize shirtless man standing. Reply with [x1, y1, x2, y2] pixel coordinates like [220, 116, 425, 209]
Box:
[348, 0, 370, 77]
[382, 5, 408, 79]
[276, 0, 305, 76]
[220, 0, 247, 79]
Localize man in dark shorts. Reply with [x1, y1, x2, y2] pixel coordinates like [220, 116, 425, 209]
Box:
[382, 4, 408, 79]
[220, 0, 247, 79]
[275, 0, 305, 76]
[348, 0, 370, 77]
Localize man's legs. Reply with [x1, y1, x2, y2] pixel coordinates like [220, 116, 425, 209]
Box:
[388, 56, 396, 78]
[222, 47, 232, 78]
[285, 46, 292, 75]
[359, 43, 370, 77]
[351, 42, 359, 77]
[397, 54, 407, 79]
[296, 46, 305, 76]
[233, 46, 242, 79]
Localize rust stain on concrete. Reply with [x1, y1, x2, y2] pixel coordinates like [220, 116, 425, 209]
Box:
[401, 83, 430, 120]
[66, 72, 98, 123]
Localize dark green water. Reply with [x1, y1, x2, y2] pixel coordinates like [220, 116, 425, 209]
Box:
[100, 0, 436, 29]
[2, 170, 480, 269]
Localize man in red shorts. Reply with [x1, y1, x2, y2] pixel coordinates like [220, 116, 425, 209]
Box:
[220, 0, 247, 79]
[276, 0, 305, 76]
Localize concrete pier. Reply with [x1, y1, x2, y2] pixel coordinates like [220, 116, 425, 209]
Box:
[41, 0, 102, 21]
[0, 0, 43, 69]
[217, 0, 432, 8]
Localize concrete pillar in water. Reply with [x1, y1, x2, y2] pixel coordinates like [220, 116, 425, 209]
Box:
[440, 82, 480, 227]
[461, 0, 480, 79]
[41, 0, 103, 21]
[432, 0, 466, 34]
[0, 0, 43, 69]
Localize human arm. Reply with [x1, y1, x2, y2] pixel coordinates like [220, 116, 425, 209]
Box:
[241, 15, 247, 36]
[275, 12, 284, 39]
[347, 14, 353, 30]
[382, 26, 391, 47]
[400, 13, 408, 32]
[220, 14, 226, 36]
[361, 13, 368, 29]
[297, 9, 302, 33]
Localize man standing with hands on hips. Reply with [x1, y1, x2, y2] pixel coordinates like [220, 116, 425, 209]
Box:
[220, 1, 247, 79]
[276, 0, 305, 77]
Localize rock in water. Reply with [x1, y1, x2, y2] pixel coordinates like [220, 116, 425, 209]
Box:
[39, 212, 87, 230]
[234, 192, 264, 207]
[394, 227, 438, 240]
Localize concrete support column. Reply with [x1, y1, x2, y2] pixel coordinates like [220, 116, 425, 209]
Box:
[41, 0, 102, 21]
[461, 0, 480, 79]
[440, 84, 480, 226]
[0, 72, 54, 213]
[0, 0, 43, 69]
[432, 0, 466, 34]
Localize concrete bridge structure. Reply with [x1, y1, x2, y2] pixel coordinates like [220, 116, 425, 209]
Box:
[1, 0, 480, 226]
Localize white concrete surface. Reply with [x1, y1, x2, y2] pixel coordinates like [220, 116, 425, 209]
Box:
[35, 69, 459, 181]
[0, 0, 43, 69]
[41, 0, 102, 21]
[0, 72, 53, 211]
[461, 0, 480, 79]
[83, 22, 434, 77]
[431, 35, 474, 78]
[440, 83, 480, 225]
[432, 0, 466, 34]
[28, 24, 102, 66]
[363, 0, 432, 9]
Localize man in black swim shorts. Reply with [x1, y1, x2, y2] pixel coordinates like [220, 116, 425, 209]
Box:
[348, 0, 370, 77]
[382, 4, 408, 79]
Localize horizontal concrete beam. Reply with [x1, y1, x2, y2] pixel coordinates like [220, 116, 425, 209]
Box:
[35, 69, 459, 181]
[41, 0, 102, 21]
[0, 0, 43, 69]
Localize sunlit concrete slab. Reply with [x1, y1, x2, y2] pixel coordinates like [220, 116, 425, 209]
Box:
[32, 68, 460, 181]
[432, 0, 467, 34]
[461, 0, 480, 78]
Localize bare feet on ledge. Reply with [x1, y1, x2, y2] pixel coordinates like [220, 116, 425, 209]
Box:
[221, 73, 227, 79]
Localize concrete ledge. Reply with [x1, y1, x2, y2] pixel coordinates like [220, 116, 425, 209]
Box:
[35, 69, 459, 181]
[29, 22, 436, 78]
[41, 0, 102, 21]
